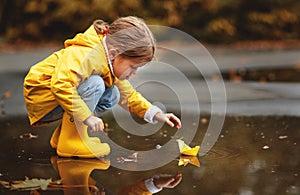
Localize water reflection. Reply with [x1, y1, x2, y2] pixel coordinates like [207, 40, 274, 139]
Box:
[50, 156, 183, 195]
[50, 156, 110, 194]
[0, 115, 299, 194]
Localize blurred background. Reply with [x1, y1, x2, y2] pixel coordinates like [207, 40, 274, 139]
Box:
[0, 0, 300, 45]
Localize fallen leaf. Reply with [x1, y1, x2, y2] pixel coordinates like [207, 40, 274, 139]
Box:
[0, 180, 10, 188]
[278, 135, 288, 140]
[177, 139, 200, 156]
[4, 91, 11, 98]
[11, 178, 52, 190]
[117, 152, 138, 163]
[1, 177, 61, 191]
[19, 133, 39, 140]
[262, 145, 270, 150]
[178, 156, 200, 167]
[128, 152, 138, 159]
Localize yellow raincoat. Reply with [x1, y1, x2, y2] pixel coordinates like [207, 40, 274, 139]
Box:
[23, 25, 152, 126]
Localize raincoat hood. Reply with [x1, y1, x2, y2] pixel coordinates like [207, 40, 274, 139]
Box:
[64, 25, 103, 48]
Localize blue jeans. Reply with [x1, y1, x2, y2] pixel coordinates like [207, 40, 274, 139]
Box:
[39, 75, 120, 123]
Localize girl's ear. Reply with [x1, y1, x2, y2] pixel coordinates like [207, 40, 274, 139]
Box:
[109, 49, 119, 60]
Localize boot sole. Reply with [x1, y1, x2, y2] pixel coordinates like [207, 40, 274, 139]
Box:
[56, 146, 110, 158]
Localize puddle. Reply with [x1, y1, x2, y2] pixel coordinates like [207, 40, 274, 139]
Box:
[0, 115, 299, 194]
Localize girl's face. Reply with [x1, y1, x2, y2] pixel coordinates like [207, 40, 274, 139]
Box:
[112, 55, 146, 80]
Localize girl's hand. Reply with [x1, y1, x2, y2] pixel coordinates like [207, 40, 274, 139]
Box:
[83, 115, 104, 132]
[153, 173, 182, 189]
[154, 112, 182, 129]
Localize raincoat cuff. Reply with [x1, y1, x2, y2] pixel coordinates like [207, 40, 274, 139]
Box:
[144, 176, 162, 194]
[144, 105, 162, 124]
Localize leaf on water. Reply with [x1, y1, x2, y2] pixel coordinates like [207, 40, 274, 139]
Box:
[0, 91, 11, 115]
[278, 135, 288, 140]
[176, 139, 200, 156]
[11, 178, 52, 190]
[0, 180, 10, 188]
[128, 152, 138, 159]
[117, 152, 138, 163]
[19, 133, 39, 140]
[262, 145, 270, 150]
[0, 90, 11, 100]
[4, 91, 11, 98]
[1, 177, 62, 191]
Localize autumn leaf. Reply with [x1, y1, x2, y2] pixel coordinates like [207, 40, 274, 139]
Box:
[0, 180, 10, 188]
[11, 178, 52, 190]
[1, 177, 61, 191]
[0, 90, 11, 100]
[117, 152, 138, 163]
[4, 91, 11, 98]
[0, 90, 11, 115]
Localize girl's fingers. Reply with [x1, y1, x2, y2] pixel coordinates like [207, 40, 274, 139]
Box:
[165, 178, 176, 188]
[99, 121, 104, 131]
[165, 119, 175, 127]
[167, 114, 182, 129]
[154, 112, 182, 129]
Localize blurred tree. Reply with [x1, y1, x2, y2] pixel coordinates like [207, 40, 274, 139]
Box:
[0, 0, 299, 43]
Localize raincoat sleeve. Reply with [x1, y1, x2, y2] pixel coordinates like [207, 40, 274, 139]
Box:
[116, 80, 153, 119]
[50, 46, 105, 122]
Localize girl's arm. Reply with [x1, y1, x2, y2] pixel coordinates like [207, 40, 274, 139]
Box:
[116, 80, 182, 129]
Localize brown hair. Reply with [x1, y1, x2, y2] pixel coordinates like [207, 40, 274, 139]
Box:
[93, 16, 155, 62]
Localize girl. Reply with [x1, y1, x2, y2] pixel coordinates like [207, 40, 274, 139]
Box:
[23, 16, 181, 158]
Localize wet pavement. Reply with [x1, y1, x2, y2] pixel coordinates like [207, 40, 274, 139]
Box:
[0, 115, 299, 194]
[0, 45, 300, 194]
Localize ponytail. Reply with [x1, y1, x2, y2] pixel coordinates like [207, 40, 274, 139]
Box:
[93, 19, 109, 35]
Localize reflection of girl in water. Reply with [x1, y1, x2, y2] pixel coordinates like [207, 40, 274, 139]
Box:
[23, 16, 181, 158]
[119, 172, 182, 194]
[51, 156, 182, 194]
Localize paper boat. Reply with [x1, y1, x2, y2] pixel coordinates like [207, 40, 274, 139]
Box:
[176, 139, 200, 156]
[178, 156, 200, 167]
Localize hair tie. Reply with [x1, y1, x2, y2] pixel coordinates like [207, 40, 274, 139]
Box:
[103, 28, 109, 35]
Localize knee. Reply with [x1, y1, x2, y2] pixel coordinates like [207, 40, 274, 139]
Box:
[77, 75, 105, 97]
[87, 75, 105, 92]
[110, 86, 120, 106]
